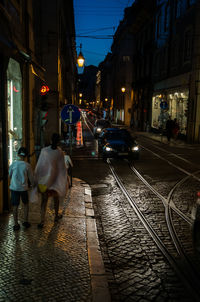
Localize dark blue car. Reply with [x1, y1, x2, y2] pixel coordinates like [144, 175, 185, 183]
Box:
[98, 128, 140, 161]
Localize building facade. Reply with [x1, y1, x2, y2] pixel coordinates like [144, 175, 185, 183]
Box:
[33, 0, 77, 146]
[152, 0, 198, 142]
[98, 0, 200, 142]
[0, 0, 38, 212]
[0, 0, 77, 213]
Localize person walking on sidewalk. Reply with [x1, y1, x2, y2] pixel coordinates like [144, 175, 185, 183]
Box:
[35, 133, 68, 228]
[165, 116, 173, 142]
[172, 118, 179, 140]
[9, 147, 35, 231]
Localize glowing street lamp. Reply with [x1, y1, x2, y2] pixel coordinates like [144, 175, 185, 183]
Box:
[77, 44, 85, 68]
[121, 87, 126, 93]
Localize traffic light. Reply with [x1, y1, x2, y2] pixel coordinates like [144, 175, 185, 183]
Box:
[40, 85, 49, 127]
[40, 85, 49, 96]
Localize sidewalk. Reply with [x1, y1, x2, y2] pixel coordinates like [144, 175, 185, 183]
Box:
[132, 130, 200, 149]
[0, 178, 110, 302]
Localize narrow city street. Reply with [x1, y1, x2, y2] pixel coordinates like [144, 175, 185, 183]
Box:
[71, 115, 200, 301]
[1, 1, 200, 302]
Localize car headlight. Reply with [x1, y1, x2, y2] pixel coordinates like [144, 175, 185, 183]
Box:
[131, 146, 139, 152]
[97, 127, 102, 132]
[105, 146, 113, 152]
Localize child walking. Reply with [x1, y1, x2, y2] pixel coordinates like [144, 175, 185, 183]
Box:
[9, 147, 35, 231]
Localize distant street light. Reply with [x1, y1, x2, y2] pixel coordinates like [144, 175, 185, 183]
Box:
[121, 87, 126, 120]
[77, 44, 85, 68]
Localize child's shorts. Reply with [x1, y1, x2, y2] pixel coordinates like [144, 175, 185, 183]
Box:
[11, 190, 29, 206]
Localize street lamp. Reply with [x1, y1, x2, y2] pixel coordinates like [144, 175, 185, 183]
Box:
[77, 44, 85, 68]
[121, 87, 126, 122]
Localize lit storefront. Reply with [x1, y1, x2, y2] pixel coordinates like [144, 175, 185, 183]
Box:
[152, 89, 188, 135]
[7, 58, 23, 165]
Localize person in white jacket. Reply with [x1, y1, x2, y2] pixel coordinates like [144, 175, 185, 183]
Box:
[9, 147, 34, 231]
[35, 133, 68, 228]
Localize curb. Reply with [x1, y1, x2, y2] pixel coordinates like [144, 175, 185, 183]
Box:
[83, 183, 111, 302]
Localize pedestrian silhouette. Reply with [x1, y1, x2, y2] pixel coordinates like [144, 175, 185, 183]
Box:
[165, 116, 173, 142]
[172, 118, 179, 140]
[35, 133, 68, 228]
[9, 147, 34, 231]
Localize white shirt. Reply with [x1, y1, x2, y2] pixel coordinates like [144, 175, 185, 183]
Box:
[35, 146, 68, 197]
[9, 160, 34, 191]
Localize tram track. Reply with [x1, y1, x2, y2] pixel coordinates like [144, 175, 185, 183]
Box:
[108, 158, 200, 301]
[74, 118, 200, 299]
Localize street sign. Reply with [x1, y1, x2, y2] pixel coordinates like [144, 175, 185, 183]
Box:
[61, 104, 80, 124]
[160, 101, 168, 110]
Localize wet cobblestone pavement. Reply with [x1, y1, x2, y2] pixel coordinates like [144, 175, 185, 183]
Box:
[92, 177, 193, 302]
[0, 179, 92, 302]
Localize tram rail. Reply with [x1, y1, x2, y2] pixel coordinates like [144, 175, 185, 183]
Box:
[108, 159, 200, 301]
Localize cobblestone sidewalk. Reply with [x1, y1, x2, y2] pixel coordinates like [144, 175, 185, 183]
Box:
[0, 178, 110, 302]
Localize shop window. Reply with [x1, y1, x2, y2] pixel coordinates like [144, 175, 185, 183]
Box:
[7, 58, 22, 165]
[152, 91, 188, 135]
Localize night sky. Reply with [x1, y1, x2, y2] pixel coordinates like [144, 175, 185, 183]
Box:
[74, 0, 134, 68]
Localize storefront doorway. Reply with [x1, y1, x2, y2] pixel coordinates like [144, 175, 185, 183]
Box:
[152, 90, 188, 135]
[7, 58, 22, 165]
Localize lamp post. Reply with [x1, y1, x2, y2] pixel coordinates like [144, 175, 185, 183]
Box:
[77, 43, 85, 68]
[121, 87, 126, 123]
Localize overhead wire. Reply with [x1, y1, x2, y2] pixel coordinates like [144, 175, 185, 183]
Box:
[77, 26, 116, 35]
[76, 35, 114, 39]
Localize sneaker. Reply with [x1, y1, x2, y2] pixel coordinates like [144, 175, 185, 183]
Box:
[22, 222, 31, 228]
[37, 223, 44, 229]
[54, 214, 63, 222]
[13, 224, 20, 231]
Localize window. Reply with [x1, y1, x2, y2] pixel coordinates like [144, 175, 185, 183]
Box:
[175, 0, 182, 18]
[157, 12, 161, 39]
[171, 42, 177, 68]
[123, 56, 130, 62]
[164, 3, 170, 32]
[183, 29, 192, 62]
[187, 0, 196, 8]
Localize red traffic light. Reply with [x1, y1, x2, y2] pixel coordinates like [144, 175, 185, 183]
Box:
[40, 85, 50, 95]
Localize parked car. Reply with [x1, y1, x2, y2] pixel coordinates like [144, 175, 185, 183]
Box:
[93, 119, 111, 138]
[98, 128, 140, 161]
